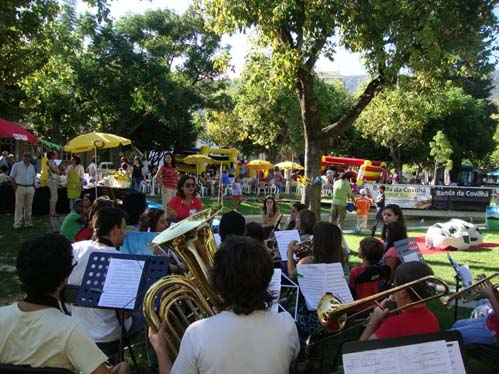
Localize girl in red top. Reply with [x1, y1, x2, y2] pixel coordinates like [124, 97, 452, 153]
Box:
[167, 175, 203, 222]
[154, 152, 178, 211]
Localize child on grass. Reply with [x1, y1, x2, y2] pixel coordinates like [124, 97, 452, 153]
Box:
[232, 176, 243, 211]
[354, 189, 371, 232]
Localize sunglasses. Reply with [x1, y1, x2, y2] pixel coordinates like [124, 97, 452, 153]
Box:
[184, 183, 195, 188]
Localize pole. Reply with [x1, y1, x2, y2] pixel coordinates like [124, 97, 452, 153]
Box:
[94, 147, 98, 198]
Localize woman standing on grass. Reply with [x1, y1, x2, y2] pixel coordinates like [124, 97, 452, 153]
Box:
[65, 155, 84, 209]
[261, 195, 281, 239]
[155, 152, 178, 212]
[46, 150, 60, 217]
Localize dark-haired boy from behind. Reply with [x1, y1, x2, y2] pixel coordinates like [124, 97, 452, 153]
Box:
[349, 237, 386, 301]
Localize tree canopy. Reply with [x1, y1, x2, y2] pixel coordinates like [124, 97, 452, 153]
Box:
[199, 0, 499, 215]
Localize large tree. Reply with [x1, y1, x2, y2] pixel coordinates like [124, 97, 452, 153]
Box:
[199, 0, 498, 215]
[22, 5, 229, 150]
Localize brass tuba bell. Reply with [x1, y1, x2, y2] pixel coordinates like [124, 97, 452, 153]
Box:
[143, 208, 222, 360]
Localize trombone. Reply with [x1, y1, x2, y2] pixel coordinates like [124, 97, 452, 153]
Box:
[316, 275, 449, 332]
[441, 273, 499, 308]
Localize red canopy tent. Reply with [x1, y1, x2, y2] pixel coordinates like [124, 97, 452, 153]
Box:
[0, 117, 38, 143]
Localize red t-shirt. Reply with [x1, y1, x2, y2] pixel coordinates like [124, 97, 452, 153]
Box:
[486, 314, 499, 340]
[168, 195, 203, 221]
[355, 197, 371, 215]
[160, 165, 178, 189]
[74, 227, 92, 242]
[349, 264, 383, 301]
[375, 306, 439, 339]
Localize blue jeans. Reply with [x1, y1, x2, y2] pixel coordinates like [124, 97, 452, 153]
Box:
[451, 316, 497, 345]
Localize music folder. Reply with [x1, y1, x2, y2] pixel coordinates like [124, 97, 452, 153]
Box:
[394, 237, 425, 264]
[342, 331, 469, 374]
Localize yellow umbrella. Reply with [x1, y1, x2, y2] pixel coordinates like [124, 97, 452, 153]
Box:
[64, 132, 131, 153]
[246, 159, 274, 170]
[275, 161, 304, 170]
[64, 132, 132, 196]
[182, 154, 213, 178]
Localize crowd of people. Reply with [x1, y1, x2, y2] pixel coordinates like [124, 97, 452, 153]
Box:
[1, 151, 498, 373]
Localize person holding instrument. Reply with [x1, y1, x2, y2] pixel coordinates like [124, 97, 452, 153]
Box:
[0, 234, 129, 374]
[450, 276, 499, 344]
[360, 261, 439, 341]
[167, 175, 203, 222]
[287, 222, 348, 335]
[148, 236, 300, 374]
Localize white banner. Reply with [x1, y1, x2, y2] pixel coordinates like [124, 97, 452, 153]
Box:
[364, 183, 432, 209]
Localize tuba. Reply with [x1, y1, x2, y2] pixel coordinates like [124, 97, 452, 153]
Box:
[143, 208, 222, 360]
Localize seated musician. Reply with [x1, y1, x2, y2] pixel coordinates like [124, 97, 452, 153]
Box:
[69, 208, 143, 362]
[295, 208, 316, 242]
[349, 237, 386, 300]
[0, 234, 129, 374]
[450, 277, 499, 345]
[287, 222, 348, 335]
[360, 261, 439, 340]
[219, 210, 246, 242]
[148, 236, 300, 374]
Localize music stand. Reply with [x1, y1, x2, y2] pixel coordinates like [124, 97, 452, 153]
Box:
[75, 252, 168, 369]
[342, 331, 470, 373]
[448, 254, 473, 322]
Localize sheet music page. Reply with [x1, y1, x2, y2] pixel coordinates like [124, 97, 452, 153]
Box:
[214, 233, 221, 248]
[399, 340, 453, 374]
[324, 262, 353, 303]
[343, 341, 453, 374]
[446, 341, 466, 374]
[457, 265, 473, 286]
[274, 230, 300, 261]
[98, 258, 144, 309]
[343, 347, 402, 374]
[403, 252, 421, 263]
[268, 269, 282, 313]
[296, 263, 327, 310]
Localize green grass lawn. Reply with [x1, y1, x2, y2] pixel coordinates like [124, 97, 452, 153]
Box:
[1, 210, 498, 372]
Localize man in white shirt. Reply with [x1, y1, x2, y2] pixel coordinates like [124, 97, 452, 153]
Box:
[10, 152, 36, 229]
[69, 207, 134, 362]
[148, 236, 300, 374]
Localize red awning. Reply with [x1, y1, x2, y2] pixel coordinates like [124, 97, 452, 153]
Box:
[0, 117, 38, 143]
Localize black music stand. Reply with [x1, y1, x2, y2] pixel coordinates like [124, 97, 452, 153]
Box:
[75, 252, 168, 370]
[342, 331, 470, 373]
[448, 254, 473, 322]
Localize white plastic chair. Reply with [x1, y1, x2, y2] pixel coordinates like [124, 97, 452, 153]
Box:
[256, 182, 269, 196]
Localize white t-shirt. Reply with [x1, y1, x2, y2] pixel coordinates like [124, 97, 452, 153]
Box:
[232, 182, 242, 196]
[0, 304, 106, 373]
[172, 310, 300, 374]
[69, 240, 132, 343]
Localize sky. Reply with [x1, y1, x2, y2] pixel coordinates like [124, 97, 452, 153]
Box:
[76, 0, 367, 77]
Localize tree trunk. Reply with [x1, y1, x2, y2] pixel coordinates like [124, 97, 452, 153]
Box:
[296, 67, 322, 219]
[389, 143, 402, 175]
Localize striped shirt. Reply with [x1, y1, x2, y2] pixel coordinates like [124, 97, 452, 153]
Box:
[160, 165, 178, 189]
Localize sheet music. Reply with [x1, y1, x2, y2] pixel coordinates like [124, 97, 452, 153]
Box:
[457, 265, 473, 286]
[343, 340, 453, 374]
[403, 252, 421, 263]
[268, 269, 282, 313]
[214, 233, 221, 248]
[274, 230, 300, 261]
[446, 341, 466, 374]
[343, 347, 402, 374]
[297, 263, 352, 311]
[98, 258, 144, 309]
